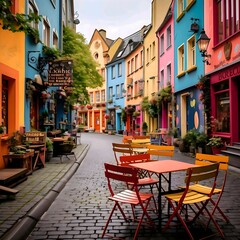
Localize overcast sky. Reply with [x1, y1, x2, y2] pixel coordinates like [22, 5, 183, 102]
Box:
[74, 0, 151, 43]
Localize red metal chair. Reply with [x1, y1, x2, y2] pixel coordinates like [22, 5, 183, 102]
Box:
[102, 163, 155, 240]
[119, 153, 159, 210]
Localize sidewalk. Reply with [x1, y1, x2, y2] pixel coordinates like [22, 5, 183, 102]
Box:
[1, 133, 240, 239]
[0, 144, 89, 240]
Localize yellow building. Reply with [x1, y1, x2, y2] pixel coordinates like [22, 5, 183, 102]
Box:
[0, 0, 26, 169]
[85, 29, 122, 132]
[143, 0, 172, 132]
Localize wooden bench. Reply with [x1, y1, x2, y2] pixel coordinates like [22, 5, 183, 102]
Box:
[0, 168, 28, 187]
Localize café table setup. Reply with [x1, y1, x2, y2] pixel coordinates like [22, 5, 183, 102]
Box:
[129, 159, 195, 220]
[129, 158, 225, 239]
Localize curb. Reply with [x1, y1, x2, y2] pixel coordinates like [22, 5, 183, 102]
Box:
[1, 144, 90, 240]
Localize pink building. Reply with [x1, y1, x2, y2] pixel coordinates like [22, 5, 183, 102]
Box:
[156, 2, 175, 130]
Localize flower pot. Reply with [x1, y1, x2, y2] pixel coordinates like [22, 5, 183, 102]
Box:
[211, 146, 226, 155]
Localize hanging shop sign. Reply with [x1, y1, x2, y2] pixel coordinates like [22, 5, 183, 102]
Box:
[47, 60, 73, 86]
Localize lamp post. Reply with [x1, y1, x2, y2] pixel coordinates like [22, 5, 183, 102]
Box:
[197, 29, 211, 65]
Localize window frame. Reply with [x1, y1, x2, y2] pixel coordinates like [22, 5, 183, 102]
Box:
[187, 35, 196, 71]
[178, 44, 185, 76]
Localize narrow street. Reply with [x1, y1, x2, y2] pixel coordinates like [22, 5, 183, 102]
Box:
[25, 133, 240, 240]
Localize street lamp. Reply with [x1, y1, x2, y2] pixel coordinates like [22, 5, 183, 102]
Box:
[197, 29, 211, 65]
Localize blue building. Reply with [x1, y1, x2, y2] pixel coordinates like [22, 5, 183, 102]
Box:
[25, 0, 75, 132]
[173, 0, 205, 137]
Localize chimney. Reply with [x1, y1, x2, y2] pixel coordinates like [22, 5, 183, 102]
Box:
[99, 29, 106, 39]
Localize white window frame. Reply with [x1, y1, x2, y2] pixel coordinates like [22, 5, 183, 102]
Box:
[160, 34, 164, 55]
[178, 44, 185, 75]
[187, 35, 196, 70]
[167, 25, 171, 48]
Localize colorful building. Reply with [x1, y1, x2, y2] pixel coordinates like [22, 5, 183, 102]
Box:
[86, 30, 114, 132]
[173, 0, 205, 137]
[0, 0, 26, 169]
[204, 0, 240, 144]
[156, 0, 175, 133]
[143, 0, 172, 133]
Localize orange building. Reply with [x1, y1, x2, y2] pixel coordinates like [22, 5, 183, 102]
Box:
[0, 0, 26, 169]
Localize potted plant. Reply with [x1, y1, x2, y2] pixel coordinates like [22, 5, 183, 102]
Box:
[206, 136, 225, 154]
[196, 133, 208, 153]
[45, 137, 53, 162]
[142, 122, 148, 136]
[184, 129, 199, 154]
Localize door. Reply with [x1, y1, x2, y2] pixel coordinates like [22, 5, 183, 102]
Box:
[94, 112, 100, 132]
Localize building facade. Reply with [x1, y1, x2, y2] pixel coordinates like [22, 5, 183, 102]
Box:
[204, 0, 240, 144]
[174, 0, 205, 137]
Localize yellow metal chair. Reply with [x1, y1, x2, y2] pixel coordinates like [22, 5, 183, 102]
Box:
[189, 153, 230, 224]
[163, 163, 224, 240]
[147, 144, 174, 160]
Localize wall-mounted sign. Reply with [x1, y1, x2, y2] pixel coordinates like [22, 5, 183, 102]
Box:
[47, 60, 73, 86]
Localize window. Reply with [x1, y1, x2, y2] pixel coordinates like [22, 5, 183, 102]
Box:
[167, 26, 171, 48]
[146, 48, 149, 64]
[215, 0, 240, 44]
[160, 34, 164, 55]
[29, 1, 38, 30]
[116, 85, 120, 98]
[131, 58, 134, 73]
[2, 80, 8, 133]
[43, 18, 50, 46]
[214, 81, 230, 133]
[109, 87, 113, 99]
[140, 50, 143, 66]
[96, 91, 100, 102]
[127, 61, 131, 75]
[167, 64, 171, 84]
[118, 63, 122, 77]
[178, 0, 184, 17]
[121, 83, 125, 96]
[160, 69, 164, 88]
[53, 31, 58, 48]
[187, 36, 196, 69]
[178, 44, 185, 74]
[101, 68, 105, 81]
[152, 41, 155, 59]
[111, 65, 116, 79]
[101, 90, 105, 102]
[89, 92, 93, 103]
[135, 54, 138, 70]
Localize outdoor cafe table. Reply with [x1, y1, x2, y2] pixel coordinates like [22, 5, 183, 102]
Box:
[129, 160, 195, 225]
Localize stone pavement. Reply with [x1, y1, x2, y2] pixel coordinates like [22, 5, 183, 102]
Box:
[0, 144, 89, 240]
[1, 133, 240, 240]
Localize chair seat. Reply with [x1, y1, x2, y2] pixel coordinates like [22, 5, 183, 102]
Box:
[188, 183, 222, 195]
[138, 177, 159, 186]
[165, 190, 210, 204]
[109, 189, 153, 205]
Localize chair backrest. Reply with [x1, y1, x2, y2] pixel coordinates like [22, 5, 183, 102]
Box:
[130, 139, 151, 144]
[195, 153, 229, 171]
[112, 143, 133, 165]
[119, 153, 151, 167]
[133, 135, 150, 140]
[104, 163, 138, 195]
[147, 144, 174, 158]
[186, 163, 219, 193]
[122, 135, 133, 144]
